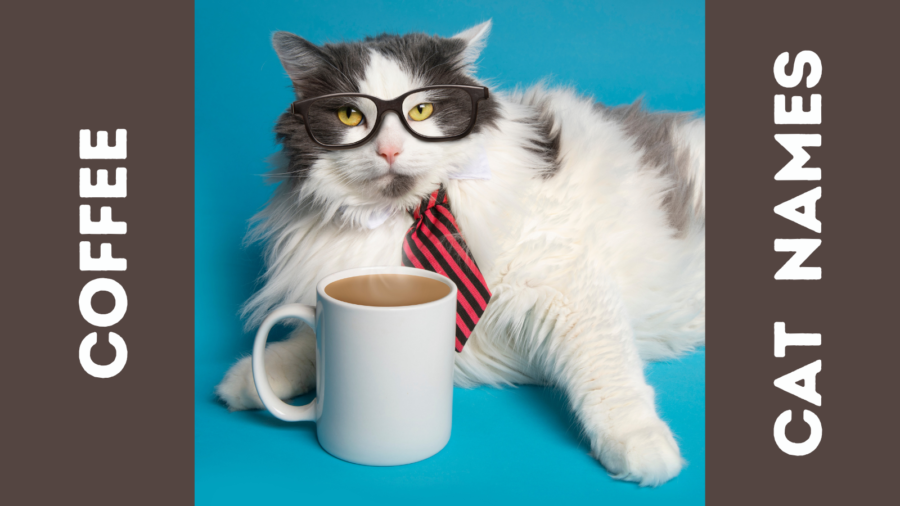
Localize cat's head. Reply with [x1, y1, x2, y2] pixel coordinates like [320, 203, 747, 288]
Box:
[271, 21, 499, 218]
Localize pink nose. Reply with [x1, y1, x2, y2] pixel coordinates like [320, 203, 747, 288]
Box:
[377, 144, 402, 165]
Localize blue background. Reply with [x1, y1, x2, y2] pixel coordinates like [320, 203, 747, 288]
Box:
[195, 0, 705, 504]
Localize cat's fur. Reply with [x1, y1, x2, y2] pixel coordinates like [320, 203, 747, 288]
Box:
[216, 21, 705, 487]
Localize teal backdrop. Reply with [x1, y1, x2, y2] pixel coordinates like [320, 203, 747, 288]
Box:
[195, 0, 705, 504]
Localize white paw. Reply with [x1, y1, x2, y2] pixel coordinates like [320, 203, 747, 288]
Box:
[216, 332, 318, 411]
[216, 356, 264, 411]
[593, 420, 685, 487]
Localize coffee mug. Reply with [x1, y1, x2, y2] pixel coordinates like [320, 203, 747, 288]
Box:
[252, 266, 458, 466]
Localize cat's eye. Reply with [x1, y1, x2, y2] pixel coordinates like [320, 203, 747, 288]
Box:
[337, 106, 364, 126]
[408, 103, 434, 121]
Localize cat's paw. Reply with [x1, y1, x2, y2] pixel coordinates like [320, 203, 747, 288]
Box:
[216, 333, 317, 411]
[593, 420, 685, 487]
[216, 356, 264, 411]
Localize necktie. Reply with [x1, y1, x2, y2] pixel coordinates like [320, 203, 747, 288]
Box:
[401, 186, 492, 351]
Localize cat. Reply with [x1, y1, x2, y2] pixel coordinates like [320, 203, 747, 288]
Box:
[216, 21, 705, 487]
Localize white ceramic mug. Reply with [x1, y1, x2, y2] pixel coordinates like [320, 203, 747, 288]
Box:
[252, 265, 458, 466]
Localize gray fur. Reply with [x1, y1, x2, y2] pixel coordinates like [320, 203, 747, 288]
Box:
[273, 32, 371, 97]
[519, 93, 562, 178]
[382, 173, 416, 198]
[600, 101, 699, 235]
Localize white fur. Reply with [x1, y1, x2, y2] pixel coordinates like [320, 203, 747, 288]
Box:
[218, 22, 704, 487]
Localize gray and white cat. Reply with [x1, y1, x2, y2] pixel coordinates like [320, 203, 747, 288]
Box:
[217, 21, 705, 486]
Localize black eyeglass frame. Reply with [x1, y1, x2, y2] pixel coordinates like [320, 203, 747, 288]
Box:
[290, 85, 490, 150]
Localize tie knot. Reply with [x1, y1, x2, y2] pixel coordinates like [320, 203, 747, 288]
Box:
[410, 186, 448, 220]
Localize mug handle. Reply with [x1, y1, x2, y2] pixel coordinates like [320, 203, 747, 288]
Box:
[252, 303, 317, 422]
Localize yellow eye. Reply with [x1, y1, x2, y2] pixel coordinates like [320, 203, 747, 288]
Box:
[337, 106, 363, 126]
[408, 103, 434, 121]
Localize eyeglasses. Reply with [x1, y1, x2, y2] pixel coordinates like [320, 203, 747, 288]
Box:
[290, 85, 489, 149]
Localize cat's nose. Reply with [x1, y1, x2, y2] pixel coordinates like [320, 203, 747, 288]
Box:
[377, 143, 403, 165]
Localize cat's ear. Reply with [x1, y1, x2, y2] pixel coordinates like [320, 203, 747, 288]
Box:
[272, 31, 328, 86]
[452, 20, 491, 68]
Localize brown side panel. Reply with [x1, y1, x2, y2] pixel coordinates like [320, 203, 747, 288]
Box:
[3, 1, 194, 504]
[707, 2, 898, 504]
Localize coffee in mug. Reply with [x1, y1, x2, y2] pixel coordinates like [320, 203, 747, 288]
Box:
[324, 273, 452, 307]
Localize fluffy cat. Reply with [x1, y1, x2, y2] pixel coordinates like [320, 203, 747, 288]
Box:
[216, 21, 705, 487]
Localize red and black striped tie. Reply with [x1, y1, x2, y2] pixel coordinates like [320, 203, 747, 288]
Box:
[402, 186, 491, 352]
